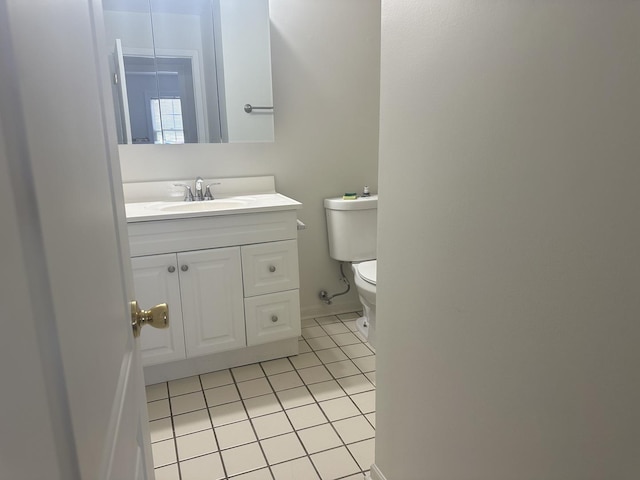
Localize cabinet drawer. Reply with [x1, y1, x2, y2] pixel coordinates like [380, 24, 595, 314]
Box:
[241, 240, 299, 297]
[245, 290, 301, 346]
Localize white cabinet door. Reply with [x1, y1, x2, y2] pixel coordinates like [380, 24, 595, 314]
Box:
[180, 247, 246, 356]
[245, 290, 301, 346]
[132, 254, 186, 366]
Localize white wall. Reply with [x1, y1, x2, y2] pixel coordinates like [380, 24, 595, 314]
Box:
[218, 0, 274, 142]
[375, 1, 640, 479]
[119, 0, 381, 317]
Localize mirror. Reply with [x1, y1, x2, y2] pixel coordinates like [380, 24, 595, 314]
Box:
[103, 0, 274, 144]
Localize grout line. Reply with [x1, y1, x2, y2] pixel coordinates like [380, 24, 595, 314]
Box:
[197, 374, 229, 480]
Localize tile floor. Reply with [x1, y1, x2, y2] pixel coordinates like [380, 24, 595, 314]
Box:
[146, 312, 376, 480]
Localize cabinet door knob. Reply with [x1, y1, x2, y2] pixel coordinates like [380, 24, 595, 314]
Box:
[269, 265, 276, 273]
[168, 266, 176, 273]
[181, 265, 189, 272]
[271, 315, 278, 323]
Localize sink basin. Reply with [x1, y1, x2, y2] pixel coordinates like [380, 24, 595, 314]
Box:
[155, 199, 249, 213]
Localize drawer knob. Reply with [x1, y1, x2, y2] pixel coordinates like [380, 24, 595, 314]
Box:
[269, 265, 276, 273]
[181, 265, 189, 272]
[271, 315, 278, 323]
[167, 266, 176, 273]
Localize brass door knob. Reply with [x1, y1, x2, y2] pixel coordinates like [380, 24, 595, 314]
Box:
[131, 301, 169, 338]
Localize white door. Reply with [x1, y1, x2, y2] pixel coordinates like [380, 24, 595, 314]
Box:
[180, 247, 247, 357]
[0, 1, 153, 479]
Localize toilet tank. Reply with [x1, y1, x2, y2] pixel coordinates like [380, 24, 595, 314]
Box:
[324, 195, 378, 262]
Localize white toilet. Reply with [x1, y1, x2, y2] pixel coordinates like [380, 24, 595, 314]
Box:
[324, 195, 378, 346]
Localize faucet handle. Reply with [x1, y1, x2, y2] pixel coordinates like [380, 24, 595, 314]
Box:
[204, 183, 221, 200]
[173, 183, 195, 202]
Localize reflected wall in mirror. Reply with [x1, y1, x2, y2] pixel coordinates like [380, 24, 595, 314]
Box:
[103, 0, 274, 144]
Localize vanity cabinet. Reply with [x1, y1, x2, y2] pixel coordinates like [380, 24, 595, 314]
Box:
[128, 209, 301, 368]
[133, 247, 245, 366]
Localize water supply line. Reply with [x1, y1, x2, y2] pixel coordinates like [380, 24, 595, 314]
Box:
[319, 262, 351, 305]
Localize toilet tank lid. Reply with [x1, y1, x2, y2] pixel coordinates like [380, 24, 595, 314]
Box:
[324, 195, 378, 211]
[357, 260, 377, 285]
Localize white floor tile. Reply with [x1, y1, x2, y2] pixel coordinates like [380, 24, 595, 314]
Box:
[297, 365, 332, 385]
[315, 315, 341, 325]
[337, 374, 375, 395]
[204, 384, 241, 407]
[333, 415, 375, 444]
[340, 343, 374, 359]
[306, 335, 338, 351]
[175, 429, 217, 461]
[321, 323, 350, 335]
[170, 391, 206, 415]
[200, 369, 234, 390]
[243, 393, 283, 418]
[232, 363, 265, 382]
[337, 312, 359, 321]
[179, 452, 225, 480]
[352, 356, 376, 373]
[271, 456, 320, 480]
[251, 411, 293, 439]
[232, 468, 273, 480]
[153, 463, 180, 480]
[289, 352, 321, 369]
[221, 442, 267, 477]
[298, 340, 312, 353]
[297, 423, 342, 454]
[310, 446, 360, 480]
[285, 403, 327, 430]
[261, 357, 294, 376]
[307, 380, 347, 402]
[146, 383, 168, 402]
[301, 318, 319, 328]
[319, 396, 360, 422]
[209, 401, 248, 427]
[347, 438, 375, 470]
[173, 408, 212, 437]
[324, 360, 361, 378]
[276, 386, 316, 409]
[315, 347, 349, 364]
[268, 370, 303, 392]
[214, 419, 257, 450]
[147, 399, 170, 421]
[365, 413, 375, 428]
[237, 377, 273, 399]
[168, 376, 201, 397]
[260, 432, 306, 464]
[364, 371, 376, 386]
[151, 439, 176, 468]
[330, 332, 361, 346]
[301, 326, 326, 339]
[350, 391, 376, 414]
[149, 417, 173, 443]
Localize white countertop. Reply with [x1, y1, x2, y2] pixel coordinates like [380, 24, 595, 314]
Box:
[126, 193, 302, 223]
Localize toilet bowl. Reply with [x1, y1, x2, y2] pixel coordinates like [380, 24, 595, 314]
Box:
[352, 260, 377, 347]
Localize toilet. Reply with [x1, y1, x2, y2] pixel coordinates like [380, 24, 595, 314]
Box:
[324, 195, 378, 346]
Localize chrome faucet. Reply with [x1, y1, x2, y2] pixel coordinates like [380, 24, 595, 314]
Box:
[194, 176, 205, 201]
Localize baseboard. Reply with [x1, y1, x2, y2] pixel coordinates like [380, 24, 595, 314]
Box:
[300, 300, 362, 319]
[143, 338, 298, 385]
[369, 464, 387, 480]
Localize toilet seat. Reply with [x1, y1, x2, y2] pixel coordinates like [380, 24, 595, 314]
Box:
[356, 260, 376, 285]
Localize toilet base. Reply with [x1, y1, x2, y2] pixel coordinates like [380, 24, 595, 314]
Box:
[356, 316, 369, 339]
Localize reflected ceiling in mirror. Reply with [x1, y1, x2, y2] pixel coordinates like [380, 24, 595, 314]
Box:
[103, 0, 274, 144]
